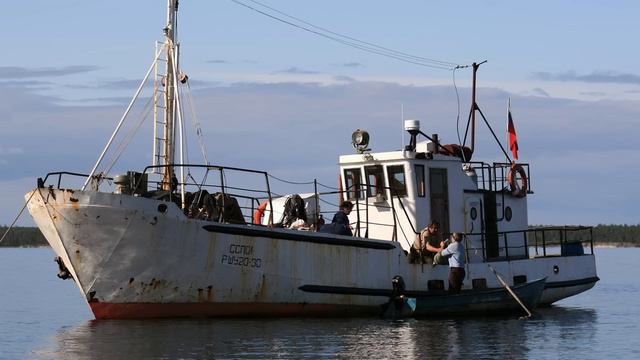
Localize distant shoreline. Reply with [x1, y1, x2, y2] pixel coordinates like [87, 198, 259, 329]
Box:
[594, 242, 639, 248]
[3, 225, 640, 248]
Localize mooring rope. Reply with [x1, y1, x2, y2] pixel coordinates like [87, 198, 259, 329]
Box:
[0, 189, 37, 245]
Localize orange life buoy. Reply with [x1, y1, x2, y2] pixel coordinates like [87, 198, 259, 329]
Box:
[253, 201, 268, 225]
[507, 163, 528, 198]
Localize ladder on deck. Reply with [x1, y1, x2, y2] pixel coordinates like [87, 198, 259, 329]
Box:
[152, 41, 170, 173]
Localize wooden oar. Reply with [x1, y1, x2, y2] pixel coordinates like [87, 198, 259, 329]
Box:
[487, 264, 533, 318]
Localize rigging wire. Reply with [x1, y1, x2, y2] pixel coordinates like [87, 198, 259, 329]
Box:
[452, 64, 472, 148]
[0, 190, 38, 246]
[230, 0, 476, 154]
[102, 94, 154, 176]
[453, 66, 463, 147]
[267, 173, 316, 186]
[318, 197, 341, 209]
[453, 66, 461, 146]
[266, 174, 339, 191]
[315, 182, 339, 190]
[230, 0, 459, 70]
[243, 0, 458, 68]
[185, 79, 210, 165]
[179, 83, 191, 166]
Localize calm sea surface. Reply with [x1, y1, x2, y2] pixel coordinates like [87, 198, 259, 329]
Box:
[1, 247, 638, 359]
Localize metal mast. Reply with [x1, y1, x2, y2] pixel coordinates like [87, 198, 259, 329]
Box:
[160, 0, 179, 190]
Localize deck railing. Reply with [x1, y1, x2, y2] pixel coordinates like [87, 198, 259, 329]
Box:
[468, 161, 532, 193]
[465, 225, 594, 262]
[38, 165, 594, 261]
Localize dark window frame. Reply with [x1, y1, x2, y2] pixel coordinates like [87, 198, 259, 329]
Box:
[415, 164, 425, 197]
[364, 165, 385, 198]
[386, 165, 407, 197]
[343, 168, 363, 200]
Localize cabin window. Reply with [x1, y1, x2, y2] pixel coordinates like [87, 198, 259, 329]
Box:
[415, 164, 425, 197]
[343, 168, 363, 200]
[365, 165, 384, 198]
[387, 165, 407, 197]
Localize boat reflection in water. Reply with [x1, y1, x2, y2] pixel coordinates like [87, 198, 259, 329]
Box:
[38, 307, 596, 359]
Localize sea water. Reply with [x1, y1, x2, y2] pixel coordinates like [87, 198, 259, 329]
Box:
[0, 247, 638, 359]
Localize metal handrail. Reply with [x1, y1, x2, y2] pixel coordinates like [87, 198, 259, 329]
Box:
[41, 171, 114, 189]
[465, 225, 594, 262]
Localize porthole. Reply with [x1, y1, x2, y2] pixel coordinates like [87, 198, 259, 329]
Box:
[157, 203, 168, 213]
[505, 206, 513, 222]
[470, 207, 477, 220]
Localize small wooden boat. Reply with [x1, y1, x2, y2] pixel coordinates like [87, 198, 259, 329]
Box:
[383, 277, 546, 318]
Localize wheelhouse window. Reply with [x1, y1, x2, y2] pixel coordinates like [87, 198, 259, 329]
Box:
[415, 164, 425, 197]
[343, 168, 363, 200]
[387, 165, 407, 197]
[365, 165, 384, 197]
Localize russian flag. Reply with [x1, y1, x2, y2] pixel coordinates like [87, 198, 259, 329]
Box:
[508, 99, 519, 160]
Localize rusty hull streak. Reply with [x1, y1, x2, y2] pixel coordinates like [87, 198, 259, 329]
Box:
[255, 274, 268, 301]
[205, 236, 217, 272]
[131, 278, 172, 297]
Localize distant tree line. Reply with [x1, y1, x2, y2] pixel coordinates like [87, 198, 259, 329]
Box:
[591, 224, 640, 246]
[0, 226, 47, 247]
[527, 224, 640, 246]
[2, 224, 640, 247]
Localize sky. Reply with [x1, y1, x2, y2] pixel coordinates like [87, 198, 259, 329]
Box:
[1, 0, 639, 227]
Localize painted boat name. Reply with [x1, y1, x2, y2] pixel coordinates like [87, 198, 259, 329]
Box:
[221, 244, 262, 268]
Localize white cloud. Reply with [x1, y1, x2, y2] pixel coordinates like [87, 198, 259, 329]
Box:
[0, 65, 101, 79]
[0, 147, 24, 155]
[2, 78, 640, 226]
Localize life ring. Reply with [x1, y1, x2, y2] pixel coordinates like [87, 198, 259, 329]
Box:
[507, 163, 528, 198]
[253, 201, 269, 224]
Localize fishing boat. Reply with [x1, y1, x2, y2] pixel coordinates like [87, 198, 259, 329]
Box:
[26, 1, 598, 319]
[382, 277, 546, 318]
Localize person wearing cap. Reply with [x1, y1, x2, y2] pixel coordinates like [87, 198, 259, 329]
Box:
[440, 232, 466, 293]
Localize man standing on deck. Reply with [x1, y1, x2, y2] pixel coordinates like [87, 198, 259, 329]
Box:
[440, 232, 465, 293]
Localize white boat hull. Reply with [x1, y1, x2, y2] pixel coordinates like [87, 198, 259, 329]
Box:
[27, 188, 598, 319]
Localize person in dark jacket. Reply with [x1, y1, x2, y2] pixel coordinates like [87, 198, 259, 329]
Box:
[320, 201, 354, 236]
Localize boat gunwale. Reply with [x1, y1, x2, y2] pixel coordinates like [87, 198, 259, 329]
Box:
[300, 277, 547, 298]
